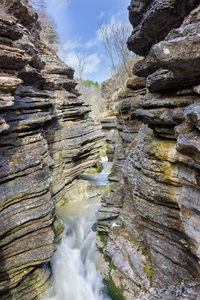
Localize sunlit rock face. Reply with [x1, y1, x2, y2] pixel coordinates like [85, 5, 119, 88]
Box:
[99, 1, 200, 299]
[0, 0, 103, 299]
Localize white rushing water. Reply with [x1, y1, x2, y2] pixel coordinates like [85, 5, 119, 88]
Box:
[46, 157, 112, 300]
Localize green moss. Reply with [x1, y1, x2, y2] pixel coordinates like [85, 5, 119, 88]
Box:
[172, 281, 189, 287]
[172, 282, 179, 287]
[96, 161, 103, 173]
[161, 161, 174, 183]
[144, 265, 153, 278]
[137, 241, 148, 255]
[150, 139, 175, 161]
[100, 142, 108, 157]
[84, 167, 99, 175]
[108, 277, 125, 300]
[97, 233, 125, 300]
[104, 185, 111, 194]
[99, 233, 108, 245]
[83, 162, 103, 175]
[146, 130, 154, 137]
[53, 215, 64, 243]
[150, 139, 178, 187]
[108, 170, 116, 178]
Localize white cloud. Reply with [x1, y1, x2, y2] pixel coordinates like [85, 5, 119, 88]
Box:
[59, 51, 77, 68]
[47, 0, 70, 11]
[84, 53, 101, 75]
[62, 36, 82, 51]
[85, 38, 98, 49]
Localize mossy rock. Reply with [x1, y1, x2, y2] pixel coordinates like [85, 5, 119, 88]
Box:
[100, 142, 108, 157]
[150, 139, 176, 161]
[53, 215, 64, 243]
[108, 277, 125, 300]
[83, 161, 103, 175]
[3, 267, 51, 300]
[108, 170, 117, 178]
[104, 185, 111, 194]
[98, 233, 108, 247]
[144, 264, 153, 278]
[84, 167, 99, 175]
[96, 161, 103, 173]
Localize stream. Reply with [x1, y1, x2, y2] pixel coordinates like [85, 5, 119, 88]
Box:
[45, 156, 112, 300]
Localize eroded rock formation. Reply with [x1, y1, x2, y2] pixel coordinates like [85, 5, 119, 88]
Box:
[0, 1, 103, 299]
[99, 1, 200, 299]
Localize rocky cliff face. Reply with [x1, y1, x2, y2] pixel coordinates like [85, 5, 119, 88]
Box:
[0, 1, 103, 299]
[99, 1, 200, 299]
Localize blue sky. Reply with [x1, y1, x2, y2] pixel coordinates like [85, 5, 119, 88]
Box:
[46, 0, 131, 82]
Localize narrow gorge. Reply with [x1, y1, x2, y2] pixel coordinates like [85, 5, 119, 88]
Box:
[0, 0, 200, 300]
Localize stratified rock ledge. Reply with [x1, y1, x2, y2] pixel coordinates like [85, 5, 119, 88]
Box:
[0, 1, 103, 299]
[98, 1, 200, 299]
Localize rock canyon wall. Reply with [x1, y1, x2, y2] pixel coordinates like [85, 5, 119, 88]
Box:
[98, 0, 200, 299]
[0, 1, 103, 299]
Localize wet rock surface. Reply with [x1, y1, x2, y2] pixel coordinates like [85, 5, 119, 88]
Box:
[99, 0, 200, 299]
[0, 1, 103, 299]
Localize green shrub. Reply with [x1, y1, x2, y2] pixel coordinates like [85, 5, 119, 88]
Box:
[76, 78, 100, 88]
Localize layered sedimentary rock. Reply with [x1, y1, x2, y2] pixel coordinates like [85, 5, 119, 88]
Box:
[100, 78, 122, 162]
[99, 1, 200, 299]
[127, 0, 200, 56]
[0, 1, 103, 299]
[100, 76, 141, 162]
[101, 117, 119, 161]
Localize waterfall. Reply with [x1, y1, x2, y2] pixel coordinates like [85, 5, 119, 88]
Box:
[45, 157, 112, 300]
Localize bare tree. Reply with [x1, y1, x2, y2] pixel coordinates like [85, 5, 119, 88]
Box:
[75, 53, 87, 80]
[30, 0, 46, 12]
[39, 14, 58, 52]
[29, 0, 58, 52]
[99, 21, 135, 78]
[77, 80, 107, 120]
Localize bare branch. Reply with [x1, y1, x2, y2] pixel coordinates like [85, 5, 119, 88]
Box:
[99, 20, 135, 78]
[75, 53, 87, 80]
[30, 0, 46, 12]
